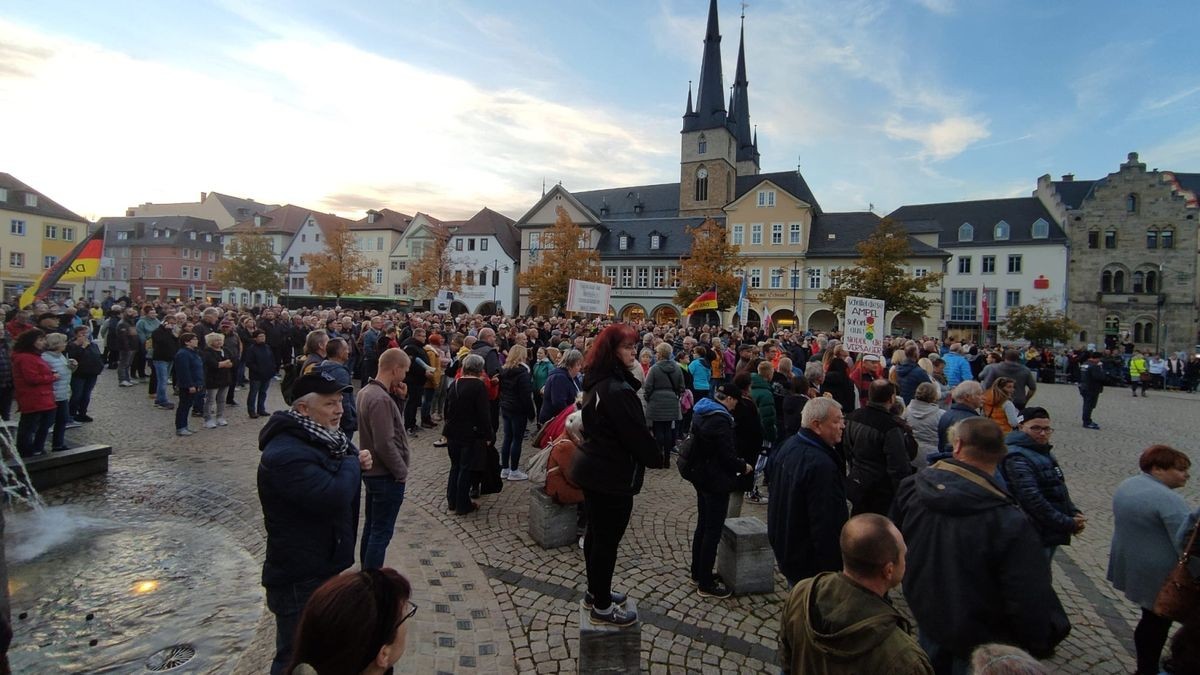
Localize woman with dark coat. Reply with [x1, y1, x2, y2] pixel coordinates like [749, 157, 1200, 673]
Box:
[498, 344, 535, 480]
[443, 353, 494, 515]
[729, 372, 763, 516]
[821, 356, 856, 414]
[573, 324, 660, 627]
[12, 329, 56, 457]
[687, 382, 752, 599]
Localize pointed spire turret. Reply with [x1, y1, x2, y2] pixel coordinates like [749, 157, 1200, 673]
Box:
[682, 0, 727, 133]
[730, 11, 758, 168]
[684, 81, 695, 118]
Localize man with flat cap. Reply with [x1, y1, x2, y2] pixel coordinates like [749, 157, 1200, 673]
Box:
[257, 371, 373, 675]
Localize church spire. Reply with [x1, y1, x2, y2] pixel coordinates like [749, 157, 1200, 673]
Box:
[684, 81, 695, 117]
[682, 0, 727, 133]
[730, 10, 758, 168]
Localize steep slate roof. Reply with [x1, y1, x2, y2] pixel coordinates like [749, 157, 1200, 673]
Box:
[227, 204, 316, 235]
[736, 171, 822, 214]
[209, 192, 279, 221]
[354, 208, 413, 232]
[96, 215, 220, 245]
[807, 212, 946, 258]
[683, 0, 728, 133]
[0, 172, 89, 223]
[574, 182, 681, 219]
[595, 217, 710, 258]
[311, 211, 360, 239]
[888, 197, 1065, 248]
[1050, 180, 1099, 210]
[446, 207, 521, 261]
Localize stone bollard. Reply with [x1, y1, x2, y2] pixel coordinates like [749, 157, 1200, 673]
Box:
[527, 487, 576, 548]
[715, 516, 775, 595]
[579, 598, 640, 674]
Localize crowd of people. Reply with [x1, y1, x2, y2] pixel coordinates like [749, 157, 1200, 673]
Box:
[4, 293, 1200, 675]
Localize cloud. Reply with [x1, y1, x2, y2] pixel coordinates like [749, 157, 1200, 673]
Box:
[0, 16, 669, 222]
[1142, 84, 1200, 112]
[883, 115, 991, 161]
[1140, 124, 1200, 169]
[912, 0, 956, 14]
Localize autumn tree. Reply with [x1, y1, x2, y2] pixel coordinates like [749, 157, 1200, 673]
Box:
[306, 222, 374, 302]
[519, 206, 602, 313]
[674, 217, 747, 310]
[216, 232, 287, 297]
[1000, 299, 1080, 347]
[817, 218, 945, 316]
[406, 223, 462, 301]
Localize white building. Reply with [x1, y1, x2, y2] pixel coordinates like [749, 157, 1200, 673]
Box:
[890, 197, 1069, 343]
[443, 208, 520, 315]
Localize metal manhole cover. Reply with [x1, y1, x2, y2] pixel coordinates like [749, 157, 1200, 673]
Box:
[146, 644, 196, 671]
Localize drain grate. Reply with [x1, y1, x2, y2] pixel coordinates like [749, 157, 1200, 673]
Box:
[145, 644, 197, 671]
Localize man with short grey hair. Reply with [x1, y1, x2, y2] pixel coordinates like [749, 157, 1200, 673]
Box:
[937, 381, 983, 453]
[768, 396, 848, 586]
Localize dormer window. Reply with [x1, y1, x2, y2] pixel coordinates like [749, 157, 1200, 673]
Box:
[1031, 218, 1049, 239]
[958, 222, 974, 242]
[24, 193, 37, 207]
[189, 231, 197, 240]
[619, 235, 630, 251]
[152, 229, 160, 238]
[993, 220, 1010, 240]
[367, 211, 378, 224]
[117, 231, 129, 240]
[0, 188, 7, 201]
[205, 234, 212, 242]
[254, 215, 263, 227]
[650, 234, 661, 250]
[698, 134, 707, 154]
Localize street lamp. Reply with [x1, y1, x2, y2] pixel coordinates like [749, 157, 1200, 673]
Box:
[771, 259, 801, 329]
[1156, 261, 1165, 355]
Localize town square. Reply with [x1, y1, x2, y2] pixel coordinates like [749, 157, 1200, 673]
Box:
[2, 0, 1200, 673]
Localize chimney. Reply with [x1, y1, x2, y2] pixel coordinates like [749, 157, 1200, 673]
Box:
[125, 208, 135, 217]
[1061, 174, 1074, 182]
[200, 192, 208, 202]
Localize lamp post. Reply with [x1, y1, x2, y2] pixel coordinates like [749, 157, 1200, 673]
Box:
[1156, 261, 1165, 355]
[482, 259, 510, 312]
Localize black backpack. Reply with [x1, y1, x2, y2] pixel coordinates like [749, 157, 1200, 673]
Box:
[675, 433, 701, 482]
[279, 356, 306, 405]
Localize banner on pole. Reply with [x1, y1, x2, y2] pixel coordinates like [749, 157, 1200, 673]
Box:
[433, 289, 454, 313]
[843, 296, 886, 355]
[565, 279, 611, 315]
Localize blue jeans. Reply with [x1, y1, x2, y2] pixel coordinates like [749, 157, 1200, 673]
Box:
[248, 378, 271, 414]
[51, 400, 70, 450]
[501, 412, 527, 471]
[360, 476, 406, 570]
[16, 409, 53, 457]
[265, 577, 325, 675]
[69, 373, 98, 416]
[153, 360, 172, 405]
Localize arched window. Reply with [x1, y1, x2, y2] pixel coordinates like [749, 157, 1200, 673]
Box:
[1127, 193, 1138, 213]
[994, 221, 1010, 240]
[698, 134, 707, 154]
[1147, 229, 1158, 249]
[695, 166, 708, 202]
[1161, 228, 1175, 249]
[1079, 330, 1088, 343]
[1101, 270, 1113, 293]
[1135, 321, 1154, 344]
[1113, 270, 1126, 293]
[1146, 270, 1159, 294]
[1031, 218, 1049, 239]
[1104, 314, 1121, 335]
[958, 222, 974, 242]
[1133, 271, 1145, 293]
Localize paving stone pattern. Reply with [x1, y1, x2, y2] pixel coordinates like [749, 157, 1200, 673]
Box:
[35, 376, 1200, 673]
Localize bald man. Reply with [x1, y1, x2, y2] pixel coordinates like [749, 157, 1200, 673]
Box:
[356, 347, 412, 570]
[780, 514, 932, 675]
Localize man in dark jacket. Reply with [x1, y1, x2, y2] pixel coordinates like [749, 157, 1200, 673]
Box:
[767, 396, 848, 587]
[980, 349, 1038, 410]
[935, 381, 982, 454]
[243, 331, 276, 417]
[150, 314, 181, 409]
[1078, 351, 1115, 429]
[257, 372, 372, 675]
[473, 327, 503, 432]
[66, 325, 104, 422]
[891, 417, 1069, 674]
[843, 380, 915, 516]
[315, 337, 357, 440]
[400, 328, 430, 433]
[999, 407, 1084, 562]
[688, 385, 753, 599]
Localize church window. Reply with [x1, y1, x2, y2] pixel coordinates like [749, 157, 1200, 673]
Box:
[1147, 229, 1158, 249]
[698, 134, 707, 154]
[695, 167, 709, 202]
[732, 224, 743, 245]
[958, 223, 974, 242]
[1031, 218, 1049, 239]
[994, 221, 1010, 240]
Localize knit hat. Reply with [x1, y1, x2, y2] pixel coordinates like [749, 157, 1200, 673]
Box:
[1016, 407, 1050, 426]
[714, 382, 741, 399]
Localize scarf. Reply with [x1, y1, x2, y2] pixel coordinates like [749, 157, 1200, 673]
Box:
[285, 409, 351, 458]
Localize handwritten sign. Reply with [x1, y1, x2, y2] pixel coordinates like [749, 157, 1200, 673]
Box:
[843, 296, 886, 355]
[566, 279, 611, 315]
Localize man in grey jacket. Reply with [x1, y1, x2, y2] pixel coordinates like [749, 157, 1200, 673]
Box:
[355, 347, 411, 569]
[980, 349, 1037, 410]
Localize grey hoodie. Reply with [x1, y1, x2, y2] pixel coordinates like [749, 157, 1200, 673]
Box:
[902, 399, 944, 460]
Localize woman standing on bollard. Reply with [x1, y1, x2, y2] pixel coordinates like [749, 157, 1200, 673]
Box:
[573, 323, 660, 626]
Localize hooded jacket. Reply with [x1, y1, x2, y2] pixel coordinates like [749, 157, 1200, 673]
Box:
[891, 459, 1070, 658]
[499, 363, 535, 419]
[780, 572, 933, 675]
[749, 373, 778, 444]
[1000, 430, 1079, 547]
[843, 403, 915, 515]
[688, 397, 745, 494]
[257, 411, 361, 588]
[642, 358, 684, 422]
[901, 399, 943, 458]
[895, 362, 931, 404]
[980, 361, 1037, 408]
[572, 367, 660, 496]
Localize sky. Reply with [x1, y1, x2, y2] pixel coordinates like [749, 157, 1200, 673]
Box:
[2, 0, 1198, 222]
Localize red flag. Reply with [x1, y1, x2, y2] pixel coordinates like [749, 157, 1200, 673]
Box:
[980, 287, 989, 335]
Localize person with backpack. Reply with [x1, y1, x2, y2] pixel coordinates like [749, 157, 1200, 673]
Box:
[642, 342, 684, 468]
[685, 382, 753, 599]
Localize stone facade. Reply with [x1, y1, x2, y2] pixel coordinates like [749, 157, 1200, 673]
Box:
[1050, 153, 1199, 353]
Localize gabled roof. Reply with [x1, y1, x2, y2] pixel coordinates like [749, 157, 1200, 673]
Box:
[736, 171, 822, 214]
[227, 204, 316, 235]
[595, 217, 713, 259]
[0, 172, 89, 223]
[445, 207, 520, 261]
[514, 184, 605, 227]
[96, 215, 221, 246]
[888, 197, 1065, 248]
[574, 182, 681, 219]
[311, 212, 360, 240]
[1050, 180, 1099, 210]
[807, 212, 946, 258]
[354, 208, 413, 233]
[208, 192, 279, 221]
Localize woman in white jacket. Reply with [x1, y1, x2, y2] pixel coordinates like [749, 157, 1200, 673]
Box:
[901, 382, 944, 470]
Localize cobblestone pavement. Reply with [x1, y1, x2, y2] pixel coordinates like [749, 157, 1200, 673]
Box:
[28, 375, 1200, 673]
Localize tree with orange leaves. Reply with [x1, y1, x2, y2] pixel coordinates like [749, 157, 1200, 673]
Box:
[306, 221, 374, 302]
[519, 206, 602, 313]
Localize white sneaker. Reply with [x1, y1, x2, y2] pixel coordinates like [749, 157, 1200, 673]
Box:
[204, 420, 218, 429]
[119, 380, 133, 387]
[500, 468, 511, 479]
[217, 418, 228, 427]
[507, 469, 529, 482]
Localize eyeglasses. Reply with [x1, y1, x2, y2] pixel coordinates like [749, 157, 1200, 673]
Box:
[1026, 426, 1054, 433]
[397, 602, 419, 628]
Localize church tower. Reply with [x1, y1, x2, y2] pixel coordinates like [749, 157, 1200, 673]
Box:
[679, 0, 740, 216]
[728, 15, 760, 176]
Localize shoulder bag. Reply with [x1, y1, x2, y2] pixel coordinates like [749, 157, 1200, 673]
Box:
[1152, 518, 1200, 621]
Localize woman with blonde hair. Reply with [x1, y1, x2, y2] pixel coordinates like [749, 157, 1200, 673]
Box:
[498, 343, 535, 481]
[982, 377, 1018, 433]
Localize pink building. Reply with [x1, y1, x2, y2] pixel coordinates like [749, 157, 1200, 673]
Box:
[96, 216, 223, 302]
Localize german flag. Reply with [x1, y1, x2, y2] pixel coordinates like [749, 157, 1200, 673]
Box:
[682, 286, 719, 316]
[19, 224, 106, 309]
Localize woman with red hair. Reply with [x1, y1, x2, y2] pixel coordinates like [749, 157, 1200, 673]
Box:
[572, 323, 659, 626]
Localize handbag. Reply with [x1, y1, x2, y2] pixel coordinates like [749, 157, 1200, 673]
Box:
[1152, 518, 1200, 622]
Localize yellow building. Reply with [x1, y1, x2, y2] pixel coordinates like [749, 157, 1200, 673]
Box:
[0, 172, 91, 304]
[352, 209, 413, 297]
